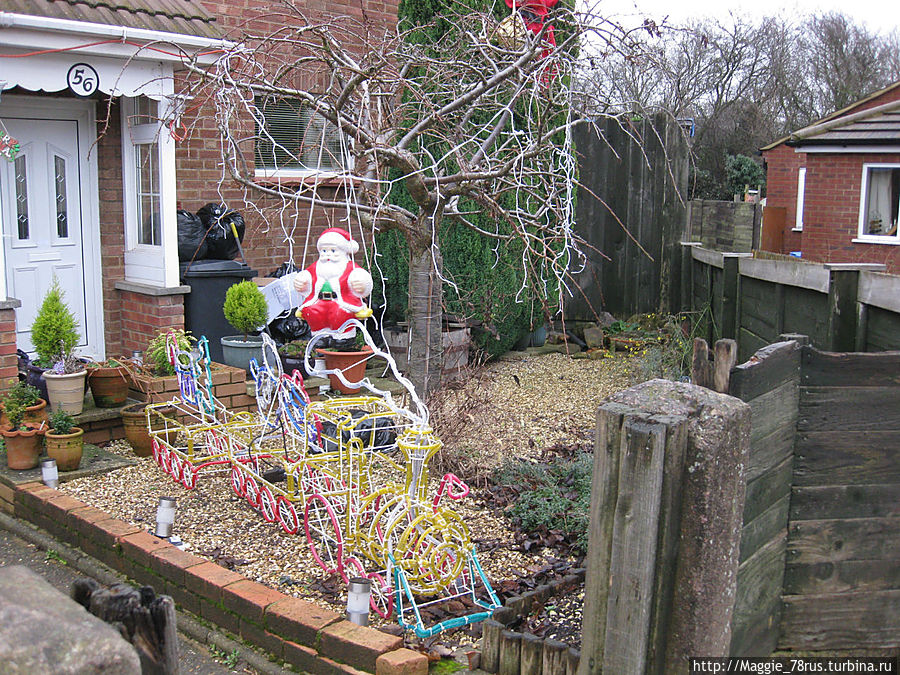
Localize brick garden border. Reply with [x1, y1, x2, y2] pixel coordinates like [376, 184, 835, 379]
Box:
[1, 481, 427, 675]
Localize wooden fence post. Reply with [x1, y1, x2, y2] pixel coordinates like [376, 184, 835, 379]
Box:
[580, 380, 750, 675]
[692, 338, 737, 393]
[721, 254, 750, 340]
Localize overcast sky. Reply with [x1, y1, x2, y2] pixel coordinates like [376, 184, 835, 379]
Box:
[594, 0, 898, 34]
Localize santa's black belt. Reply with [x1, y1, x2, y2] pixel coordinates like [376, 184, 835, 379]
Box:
[319, 291, 337, 300]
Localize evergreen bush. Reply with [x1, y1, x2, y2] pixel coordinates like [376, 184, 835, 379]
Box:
[223, 281, 268, 340]
[146, 329, 196, 376]
[49, 409, 76, 435]
[31, 279, 80, 366]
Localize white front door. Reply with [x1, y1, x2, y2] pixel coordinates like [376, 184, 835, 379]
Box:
[0, 96, 103, 359]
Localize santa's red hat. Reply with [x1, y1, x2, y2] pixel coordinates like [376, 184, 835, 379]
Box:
[317, 227, 359, 255]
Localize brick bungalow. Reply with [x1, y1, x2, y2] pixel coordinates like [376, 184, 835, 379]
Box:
[761, 81, 900, 274]
[0, 0, 398, 392]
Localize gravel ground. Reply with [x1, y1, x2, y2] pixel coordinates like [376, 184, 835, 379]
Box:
[59, 350, 640, 651]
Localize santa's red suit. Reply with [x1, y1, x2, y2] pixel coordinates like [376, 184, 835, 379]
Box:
[505, 0, 558, 57]
[293, 228, 373, 338]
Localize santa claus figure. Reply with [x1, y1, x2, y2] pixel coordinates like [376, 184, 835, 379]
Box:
[505, 0, 558, 58]
[292, 228, 373, 339]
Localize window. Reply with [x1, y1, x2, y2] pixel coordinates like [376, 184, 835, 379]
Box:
[121, 95, 177, 286]
[14, 154, 28, 240]
[54, 155, 69, 238]
[858, 164, 900, 240]
[794, 167, 805, 231]
[123, 97, 162, 247]
[125, 97, 162, 246]
[254, 97, 347, 177]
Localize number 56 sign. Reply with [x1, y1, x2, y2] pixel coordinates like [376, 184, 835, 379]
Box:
[67, 63, 100, 97]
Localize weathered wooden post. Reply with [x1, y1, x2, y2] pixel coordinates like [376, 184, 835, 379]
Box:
[579, 379, 750, 675]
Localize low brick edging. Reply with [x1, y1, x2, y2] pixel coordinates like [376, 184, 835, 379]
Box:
[3, 481, 427, 675]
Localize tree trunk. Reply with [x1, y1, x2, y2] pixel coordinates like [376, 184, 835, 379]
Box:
[407, 235, 443, 398]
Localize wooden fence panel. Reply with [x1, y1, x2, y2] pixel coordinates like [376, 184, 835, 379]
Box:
[782, 287, 829, 347]
[724, 340, 800, 657]
[780, 345, 900, 651]
[864, 306, 900, 351]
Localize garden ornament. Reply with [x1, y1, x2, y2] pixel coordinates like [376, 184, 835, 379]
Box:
[144, 326, 501, 637]
[505, 0, 558, 57]
[292, 228, 374, 339]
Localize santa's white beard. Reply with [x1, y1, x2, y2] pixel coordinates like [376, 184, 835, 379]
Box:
[316, 258, 347, 280]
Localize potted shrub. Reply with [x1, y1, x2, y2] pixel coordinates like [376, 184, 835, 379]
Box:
[0, 382, 48, 427]
[86, 358, 132, 408]
[278, 340, 311, 378]
[27, 279, 79, 400]
[31, 280, 86, 414]
[220, 281, 268, 372]
[1, 397, 46, 470]
[316, 331, 373, 394]
[44, 409, 84, 471]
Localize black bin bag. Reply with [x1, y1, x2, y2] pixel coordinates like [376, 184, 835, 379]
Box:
[197, 203, 246, 260]
[177, 209, 209, 261]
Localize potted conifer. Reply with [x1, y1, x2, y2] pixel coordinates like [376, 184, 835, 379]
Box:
[31, 280, 86, 414]
[220, 281, 268, 372]
[44, 409, 84, 471]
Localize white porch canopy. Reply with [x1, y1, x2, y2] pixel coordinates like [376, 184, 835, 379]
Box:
[0, 11, 227, 99]
[0, 50, 173, 99]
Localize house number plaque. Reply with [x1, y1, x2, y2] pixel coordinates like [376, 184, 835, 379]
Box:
[67, 63, 100, 97]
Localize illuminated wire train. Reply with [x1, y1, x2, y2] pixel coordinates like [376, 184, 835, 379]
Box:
[144, 328, 500, 636]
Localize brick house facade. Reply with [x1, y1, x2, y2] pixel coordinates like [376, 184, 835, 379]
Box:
[0, 0, 398, 393]
[762, 82, 900, 274]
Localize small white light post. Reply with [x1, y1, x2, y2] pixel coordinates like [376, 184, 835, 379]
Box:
[154, 496, 176, 538]
[346, 577, 371, 626]
[40, 458, 59, 488]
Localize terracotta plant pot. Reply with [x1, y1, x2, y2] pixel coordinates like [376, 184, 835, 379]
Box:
[317, 347, 373, 394]
[42, 370, 88, 414]
[45, 427, 84, 471]
[122, 403, 177, 457]
[0, 399, 49, 428]
[87, 365, 130, 408]
[1, 424, 46, 470]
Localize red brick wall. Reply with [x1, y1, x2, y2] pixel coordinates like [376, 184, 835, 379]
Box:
[117, 291, 185, 356]
[95, 99, 127, 357]
[171, 0, 399, 277]
[763, 144, 805, 254]
[0, 307, 18, 397]
[801, 152, 900, 274]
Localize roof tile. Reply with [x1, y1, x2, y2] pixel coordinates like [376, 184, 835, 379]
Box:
[7, 0, 221, 40]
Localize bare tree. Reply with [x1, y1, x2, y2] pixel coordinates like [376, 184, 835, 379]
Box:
[181, 1, 634, 395]
[578, 11, 900, 198]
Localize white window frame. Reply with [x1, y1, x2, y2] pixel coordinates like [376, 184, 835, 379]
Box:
[252, 98, 350, 181]
[793, 167, 806, 231]
[121, 96, 179, 286]
[854, 163, 900, 245]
